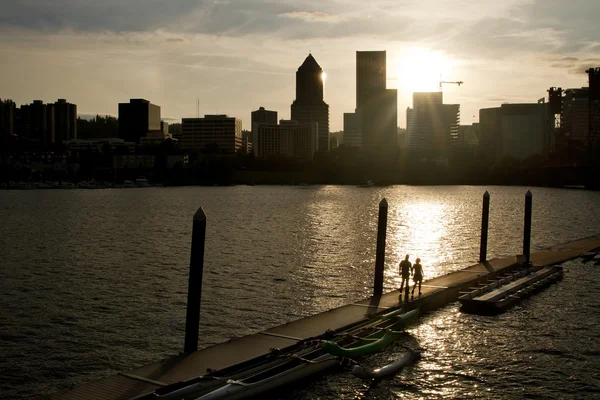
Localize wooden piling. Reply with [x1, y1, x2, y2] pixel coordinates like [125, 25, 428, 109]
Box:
[523, 190, 533, 264]
[184, 207, 207, 354]
[374, 198, 388, 296]
[479, 191, 490, 262]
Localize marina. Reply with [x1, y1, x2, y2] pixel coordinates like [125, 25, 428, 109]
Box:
[41, 195, 600, 400]
[3, 185, 600, 400]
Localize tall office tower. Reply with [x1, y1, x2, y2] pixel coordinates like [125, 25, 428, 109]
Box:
[290, 54, 330, 152]
[118, 98, 161, 143]
[356, 51, 387, 108]
[407, 92, 460, 157]
[354, 51, 398, 150]
[51, 99, 77, 143]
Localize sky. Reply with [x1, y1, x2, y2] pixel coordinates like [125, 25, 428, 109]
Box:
[1, 0, 599, 131]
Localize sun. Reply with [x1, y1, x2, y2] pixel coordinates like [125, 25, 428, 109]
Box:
[394, 48, 449, 93]
[321, 71, 327, 83]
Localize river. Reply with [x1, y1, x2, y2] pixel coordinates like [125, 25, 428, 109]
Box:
[1, 185, 599, 399]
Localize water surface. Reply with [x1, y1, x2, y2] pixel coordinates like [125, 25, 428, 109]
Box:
[1, 185, 599, 399]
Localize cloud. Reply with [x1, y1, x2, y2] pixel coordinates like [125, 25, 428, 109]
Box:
[546, 55, 600, 76]
[279, 11, 337, 22]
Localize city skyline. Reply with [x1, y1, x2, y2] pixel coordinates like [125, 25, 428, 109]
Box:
[1, 0, 599, 131]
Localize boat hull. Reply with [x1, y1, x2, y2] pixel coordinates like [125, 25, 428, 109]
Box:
[351, 349, 419, 380]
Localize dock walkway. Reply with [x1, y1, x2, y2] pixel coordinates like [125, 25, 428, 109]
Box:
[44, 235, 600, 400]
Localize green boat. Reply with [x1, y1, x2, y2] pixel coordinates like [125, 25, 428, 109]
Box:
[321, 309, 419, 358]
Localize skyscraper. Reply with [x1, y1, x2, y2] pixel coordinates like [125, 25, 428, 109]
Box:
[356, 51, 387, 108]
[407, 92, 459, 157]
[290, 54, 330, 152]
[344, 51, 397, 151]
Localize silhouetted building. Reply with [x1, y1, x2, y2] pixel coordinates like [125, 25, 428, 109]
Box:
[19, 100, 55, 146]
[118, 99, 161, 143]
[251, 107, 277, 127]
[0, 99, 15, 139]
[241, 130, 252, 154]
[587, 67, 600, 157]
[181, 114, 242, 154]
[457, 125, 479, 147]
[561, 88, 588, 149]
[290, 54, 329, 152]
[407, 92, 459, 157]
[397, 128, 408, 148]
[169, 123, 182, 138]
[345, 51, 397, 151]
[356, 51, 387, 108]
[343, 113, 361, 147]
[161, 121, 169, 135]
[501, 103, 547, 159]
[546, 87, 563, 153]
[479, 107, 502, 160]
[330, 136, 339, 150]
[51, 99, 77, 143]
[253, 120, 317, 162]
[479, 103, 547, 161]
[250, 107, 276, 153]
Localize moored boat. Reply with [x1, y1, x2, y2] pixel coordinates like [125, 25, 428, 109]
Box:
[179, 308, 419, 400]
[351, 348, 421, 380]
[136, 176, 151, 187]
[321, 309, 419, 358]
[120, 180, 136, 188]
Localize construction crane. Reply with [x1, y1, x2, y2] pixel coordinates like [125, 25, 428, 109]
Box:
[439, 80, 463, 91]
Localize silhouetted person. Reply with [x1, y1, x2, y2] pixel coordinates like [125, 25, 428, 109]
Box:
[412, 258, 424, 297]
[399, 255, 412, 297]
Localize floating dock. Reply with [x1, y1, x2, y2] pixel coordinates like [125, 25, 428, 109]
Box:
[459, 265, 564, 314]
[42, 235, 600, 400]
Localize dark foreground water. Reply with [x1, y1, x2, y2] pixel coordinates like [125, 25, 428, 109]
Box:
[1, 186, 600, 399]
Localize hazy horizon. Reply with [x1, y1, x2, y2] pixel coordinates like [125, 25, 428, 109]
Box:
[1, 0, 598, 131]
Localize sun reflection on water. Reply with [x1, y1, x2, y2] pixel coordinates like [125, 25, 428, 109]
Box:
[387, 201, 451, 286]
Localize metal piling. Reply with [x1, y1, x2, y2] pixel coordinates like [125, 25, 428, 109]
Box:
[374, 198, 388, 296]
[184, 207, 207, 354]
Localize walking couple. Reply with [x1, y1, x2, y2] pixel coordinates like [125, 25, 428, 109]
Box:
[399, 254, 424, 298]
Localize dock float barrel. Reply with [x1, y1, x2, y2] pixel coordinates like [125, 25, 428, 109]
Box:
[374, 198, 388, 296]
[185, 207, 207, 354]
[523, 190, 533, 265]
[479, 191, 490, 263]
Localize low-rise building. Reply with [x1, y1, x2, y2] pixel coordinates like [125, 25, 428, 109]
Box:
[253, 120, 318, 162]
[181, 114, 242, 154]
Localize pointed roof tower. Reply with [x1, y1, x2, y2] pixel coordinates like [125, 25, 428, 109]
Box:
[299, 53, 321, 70]
[294, 53, 324, 104]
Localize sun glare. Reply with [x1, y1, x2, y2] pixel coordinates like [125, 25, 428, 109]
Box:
[321, 72, 327, 83]
[394, 48, 450, 93]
